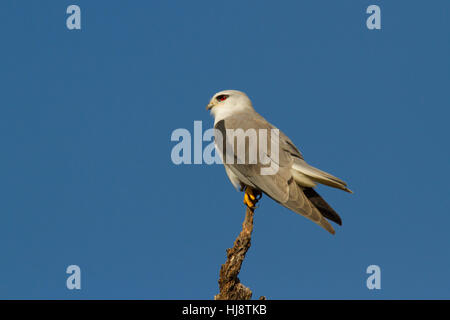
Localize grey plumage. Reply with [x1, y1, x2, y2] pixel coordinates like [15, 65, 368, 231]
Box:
[208, 90, 352, 234]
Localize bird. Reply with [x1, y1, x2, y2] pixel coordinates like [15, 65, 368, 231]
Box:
[206, 89, 352, 234]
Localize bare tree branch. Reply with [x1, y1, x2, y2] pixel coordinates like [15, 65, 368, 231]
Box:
[214, 206, 257, 300]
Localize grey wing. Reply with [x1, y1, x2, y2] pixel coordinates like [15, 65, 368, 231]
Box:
[215, 114, 336, 234]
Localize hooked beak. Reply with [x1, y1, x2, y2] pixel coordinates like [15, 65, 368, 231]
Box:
[206, 102, 214, 110]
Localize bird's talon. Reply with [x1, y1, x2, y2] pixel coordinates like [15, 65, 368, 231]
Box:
[243, 187, 261, 208]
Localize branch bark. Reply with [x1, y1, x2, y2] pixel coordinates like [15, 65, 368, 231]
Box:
[214, 206, 256, 300]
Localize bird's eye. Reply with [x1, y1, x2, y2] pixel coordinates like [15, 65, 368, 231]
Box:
[216, 94, 229, 102]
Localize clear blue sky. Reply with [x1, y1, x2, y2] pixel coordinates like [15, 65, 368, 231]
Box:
[1, 1, 449, 299]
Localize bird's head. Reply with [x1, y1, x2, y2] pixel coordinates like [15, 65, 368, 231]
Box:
[206, 90, 254, 121]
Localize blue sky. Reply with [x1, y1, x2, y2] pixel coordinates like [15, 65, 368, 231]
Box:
[0, 1, 449, 299]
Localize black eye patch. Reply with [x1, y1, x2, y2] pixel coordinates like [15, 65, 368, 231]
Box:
[216, 94, 229, 102]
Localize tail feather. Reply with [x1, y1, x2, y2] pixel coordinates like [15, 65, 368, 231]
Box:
[278, 183, 337, 235]
[292, 159, 353, 193]
[303, 187, 342, 225]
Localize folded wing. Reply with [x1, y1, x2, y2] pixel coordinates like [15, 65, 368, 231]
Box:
[215, 114, 345, 234]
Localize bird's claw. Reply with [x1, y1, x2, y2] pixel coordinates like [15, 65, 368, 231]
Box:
[243, 187, 262, 208]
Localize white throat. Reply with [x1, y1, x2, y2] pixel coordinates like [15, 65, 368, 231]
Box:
[212, 102, 254, 125]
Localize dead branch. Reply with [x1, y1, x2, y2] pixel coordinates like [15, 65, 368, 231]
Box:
[214, 206, 256, 300]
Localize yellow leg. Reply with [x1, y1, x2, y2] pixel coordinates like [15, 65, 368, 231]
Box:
[243, 187, 262, 208]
